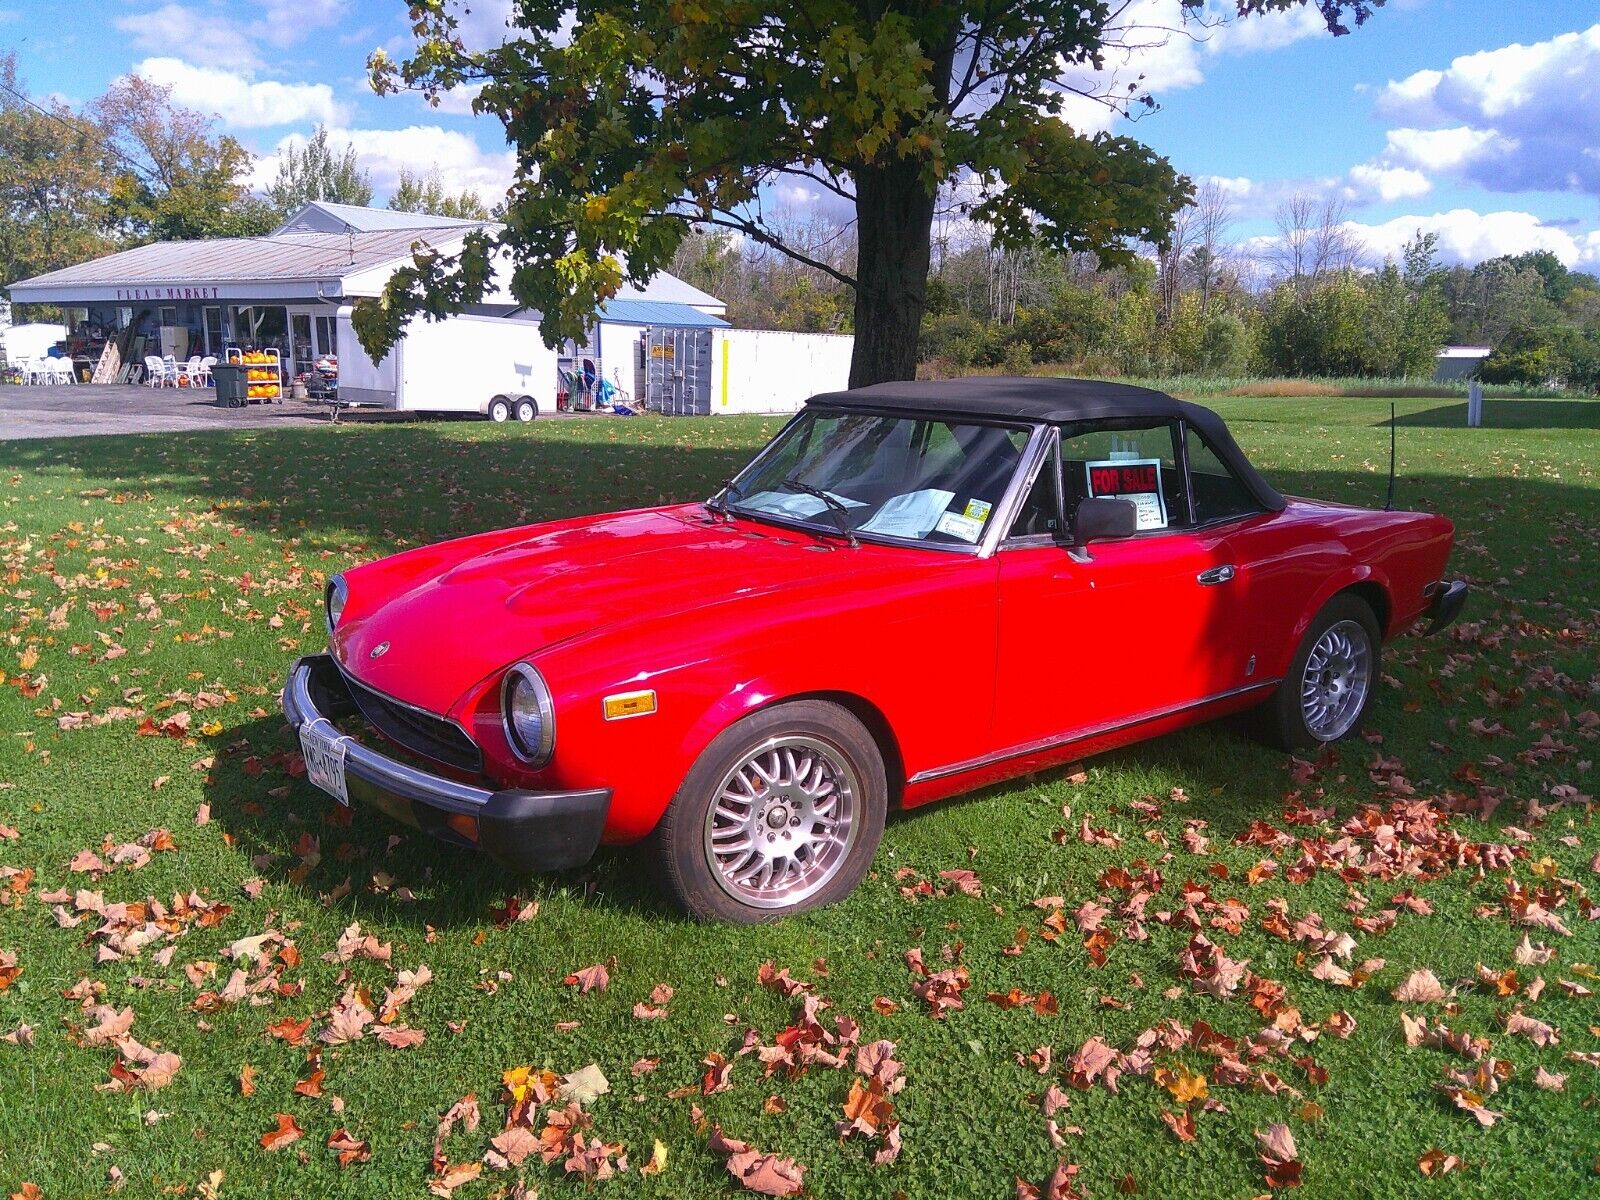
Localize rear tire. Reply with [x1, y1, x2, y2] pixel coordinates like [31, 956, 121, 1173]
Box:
[515, 397, 537, 422]
[655, 701, 886, 923]
[1262, 593, 1381, 751]
[488, 397, 511, 423]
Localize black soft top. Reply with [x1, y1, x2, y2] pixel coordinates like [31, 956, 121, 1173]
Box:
[806, 376, 1286, 513]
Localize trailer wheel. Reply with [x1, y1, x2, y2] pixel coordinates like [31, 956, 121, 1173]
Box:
[487, 397, 511, 423]
[515, 397, 537, 422]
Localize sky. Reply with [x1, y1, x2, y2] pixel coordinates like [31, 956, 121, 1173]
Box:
[3, 0, 1600, 269]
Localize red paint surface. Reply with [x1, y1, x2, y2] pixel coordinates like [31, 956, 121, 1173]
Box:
[331, 495, 1454, 844]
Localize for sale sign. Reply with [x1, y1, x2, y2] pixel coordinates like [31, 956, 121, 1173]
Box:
[1084, 457, 1168, 531]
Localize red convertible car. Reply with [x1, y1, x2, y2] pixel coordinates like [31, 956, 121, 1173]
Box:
[283, 378, 1466, 921]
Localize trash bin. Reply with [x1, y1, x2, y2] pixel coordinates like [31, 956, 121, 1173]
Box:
[211, 363, 248, 408]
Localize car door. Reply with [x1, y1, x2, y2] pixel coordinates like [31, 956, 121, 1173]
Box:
[992, 421, 1243, 753]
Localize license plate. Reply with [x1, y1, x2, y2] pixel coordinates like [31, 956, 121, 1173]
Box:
[299, 722, 350, 807]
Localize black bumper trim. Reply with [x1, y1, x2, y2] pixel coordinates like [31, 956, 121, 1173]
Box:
[1423, 579, 1468, 636]
[282, 655, 610, 874]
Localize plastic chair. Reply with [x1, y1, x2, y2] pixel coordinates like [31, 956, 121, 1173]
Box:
[177, 356, 202, 387]
[143, 356, 169, 388]
[14, 357, 38, 385]
[48, 358, 77, 384]
[197, 356, 216, 387]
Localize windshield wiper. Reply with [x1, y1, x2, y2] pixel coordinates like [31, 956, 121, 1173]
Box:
[780, 477, 858, 547]
[707, 477, 744, 520]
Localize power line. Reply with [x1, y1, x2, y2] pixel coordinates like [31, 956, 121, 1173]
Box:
[0, 78, 161, 189]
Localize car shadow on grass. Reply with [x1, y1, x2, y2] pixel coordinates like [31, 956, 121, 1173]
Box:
[205, 715, 683, 931]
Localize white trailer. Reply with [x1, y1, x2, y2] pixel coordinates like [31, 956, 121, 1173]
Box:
[334, 306, 558, 421]
[644, 327, 854, 414]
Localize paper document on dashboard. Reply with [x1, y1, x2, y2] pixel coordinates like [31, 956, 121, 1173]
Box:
[859, 489, 956, 539]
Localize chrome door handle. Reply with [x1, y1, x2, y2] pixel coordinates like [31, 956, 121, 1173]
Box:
[1197, 564, 1236, 586]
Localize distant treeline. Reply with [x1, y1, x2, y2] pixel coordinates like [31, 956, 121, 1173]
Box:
[670, 200, 1600, 393]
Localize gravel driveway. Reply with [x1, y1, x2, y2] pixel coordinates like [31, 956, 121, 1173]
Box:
[0, 383, 328, 441]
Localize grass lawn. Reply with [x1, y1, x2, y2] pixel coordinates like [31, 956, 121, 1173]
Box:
[1, 395, 1596, 1199]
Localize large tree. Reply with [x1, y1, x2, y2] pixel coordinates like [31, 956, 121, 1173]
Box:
[359, 0, 1384, 385]
[388, 168, 493, 220]
[0, 52, 114, 286]
[92, 74, 275, 242]
[267, 125, 374, 215]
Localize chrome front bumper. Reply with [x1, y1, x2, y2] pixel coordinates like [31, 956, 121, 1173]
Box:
[281, 655, 610, 873]
[1423, 579, 1469, 636]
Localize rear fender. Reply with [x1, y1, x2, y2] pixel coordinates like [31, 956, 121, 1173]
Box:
[1291, 565, 1392, 645]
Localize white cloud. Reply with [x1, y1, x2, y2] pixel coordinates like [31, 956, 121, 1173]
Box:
[251, 125, 516, 209]
[114, 4, 253, 68]
[1339, 208, 1600, 269]
[113, 1, 346, 69]
[133, 58, 345, 129]
[1052, 0, 1337, 133]
[1207, 3, 1328, 55]
[1374, 23, 1600, 194]
[1382, 126, 1511, 174]
[1345, 163, 1432, 203]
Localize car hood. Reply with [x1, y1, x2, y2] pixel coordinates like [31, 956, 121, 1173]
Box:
[332, 505, 889, 714]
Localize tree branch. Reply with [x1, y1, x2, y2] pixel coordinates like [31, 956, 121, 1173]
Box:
[670, 204, 858, 289]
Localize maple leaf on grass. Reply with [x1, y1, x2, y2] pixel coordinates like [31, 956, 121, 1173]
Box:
[563, 960, 611, 994]
[1440, 1085, 1502, 1127]
[1418, 1149, 1461, 1177]
[726, 1150, 807, 1197]
[326, 1128, 371, 1166]
[1255, 1123, 1303, 1190]
[1504, 1011, 1558, 1047]
[1392, 969, 1447, 1003]
[260, 1113, 304, 1151]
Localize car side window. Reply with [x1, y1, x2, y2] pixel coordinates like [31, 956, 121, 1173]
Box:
[1185, 426, 1263, 524]
[1007, 439, 1063, 540]
[1056, 420, 1190, 534]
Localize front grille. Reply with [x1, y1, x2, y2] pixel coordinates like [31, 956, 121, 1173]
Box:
[337, 662, 483, 774]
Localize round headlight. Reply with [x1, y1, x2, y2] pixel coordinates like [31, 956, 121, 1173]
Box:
[326, 575, 349, 634]
[502, 662, 555, 766]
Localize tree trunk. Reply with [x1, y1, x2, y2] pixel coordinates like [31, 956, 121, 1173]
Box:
[848, 158, 936, 388]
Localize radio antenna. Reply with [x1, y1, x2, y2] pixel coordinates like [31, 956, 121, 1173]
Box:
[1384, 397, 1397, 511]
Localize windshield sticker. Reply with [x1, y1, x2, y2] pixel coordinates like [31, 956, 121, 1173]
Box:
[962, 498, 993, 523]
[858, 489, 956, 539]
[1085, 458, 1168, 531]
[935, 510, 984, 543]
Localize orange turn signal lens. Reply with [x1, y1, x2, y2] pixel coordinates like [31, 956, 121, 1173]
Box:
[603, 689, 657, 720]
[444, 812, 480, 843]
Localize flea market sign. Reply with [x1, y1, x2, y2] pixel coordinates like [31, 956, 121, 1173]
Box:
[114, 286, 222, 301]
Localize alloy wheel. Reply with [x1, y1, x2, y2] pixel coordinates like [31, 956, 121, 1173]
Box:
[1300, 618, 1372, 741]
[702, 735, 859, 909]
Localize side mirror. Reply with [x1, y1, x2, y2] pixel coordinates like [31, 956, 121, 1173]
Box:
[1068, 497, 1138, 558]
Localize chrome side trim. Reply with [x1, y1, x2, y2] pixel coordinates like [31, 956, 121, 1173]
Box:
[977, 423, 1050, 559]
[284, 661, 493, 813]
[907, 679, 1280, 785]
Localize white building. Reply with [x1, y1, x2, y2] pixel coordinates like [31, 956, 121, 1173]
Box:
[6, 202, 848, 413]
[1434, 345, 1493, 382]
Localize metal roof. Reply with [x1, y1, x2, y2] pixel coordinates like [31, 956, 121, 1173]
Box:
[6, 228, 468, 296]
[272, 201, 489, 236]
[597, 299, 730, 326]
[612, 270, 725, 313]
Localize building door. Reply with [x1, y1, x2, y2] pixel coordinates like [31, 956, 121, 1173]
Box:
[645, 327, 712, 414]
[203, 307, 224, 355]
[313, 313, 336, 360]
[289, 311, 314, 379]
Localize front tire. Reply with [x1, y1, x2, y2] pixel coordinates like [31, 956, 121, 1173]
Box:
[487, 397, 511, 423]
[656, 701, 887, 923]
[1263, 594, 1381, 751]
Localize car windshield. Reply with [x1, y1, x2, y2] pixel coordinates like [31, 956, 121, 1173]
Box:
[726, 409, 1032, 548]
